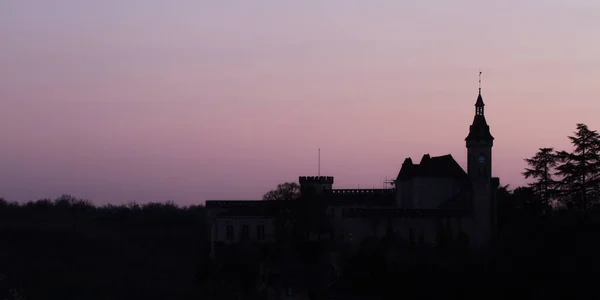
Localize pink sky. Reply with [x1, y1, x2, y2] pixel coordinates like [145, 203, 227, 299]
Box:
[1, 0, 599, 205]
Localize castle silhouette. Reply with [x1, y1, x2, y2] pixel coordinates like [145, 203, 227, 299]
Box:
[206, 84, 499, 256]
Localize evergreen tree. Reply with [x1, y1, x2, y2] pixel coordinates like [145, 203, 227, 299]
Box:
[522, 147, 557, 212]
[554, 124, 600, 211]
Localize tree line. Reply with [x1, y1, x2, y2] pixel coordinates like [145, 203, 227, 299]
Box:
[0, 195, 209, 300]
[522, 123, 600, 213]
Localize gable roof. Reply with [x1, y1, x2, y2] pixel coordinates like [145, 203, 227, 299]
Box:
[396, 154, 467, 181]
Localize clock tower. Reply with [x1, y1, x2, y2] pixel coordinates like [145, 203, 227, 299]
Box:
[465, 75, 495, 250]
[465, 86, 494, 182]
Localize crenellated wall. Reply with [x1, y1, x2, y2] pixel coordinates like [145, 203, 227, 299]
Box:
[299, 176, 334, 195]
[299, 176, 334, 185]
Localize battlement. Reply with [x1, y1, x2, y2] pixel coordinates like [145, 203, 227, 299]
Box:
[330, 189, 394, 195]
[299, 176, 334, 184]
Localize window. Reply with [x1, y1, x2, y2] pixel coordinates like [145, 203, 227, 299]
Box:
[241, 224, 249, 239]
[226, 225, 234, 241]
[256, 224, 265, 240]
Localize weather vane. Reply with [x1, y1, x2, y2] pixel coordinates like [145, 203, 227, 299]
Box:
[479, 69, 482, 93]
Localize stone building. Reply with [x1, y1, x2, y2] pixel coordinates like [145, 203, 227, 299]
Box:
[206, 87, 499, 256]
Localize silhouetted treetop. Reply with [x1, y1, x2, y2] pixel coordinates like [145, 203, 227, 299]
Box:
[262, 182, 301, 201]
[555, 123, 600, 211]
[0, 195, 209, 300]
[523, 147, 557, 213]
[521, 123, 600, 213]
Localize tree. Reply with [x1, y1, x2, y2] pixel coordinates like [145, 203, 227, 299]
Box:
[263, 182, 332, 245]
[496, 184, 518, 228]
[554, 124, 600, 211]
[512, 186, 538, 214]
[262, 182, 300, 201]
[262, 182, 300, 243]
[523, 147, 557, 212]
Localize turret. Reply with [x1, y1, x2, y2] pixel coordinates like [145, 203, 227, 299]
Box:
[299, 176, 334, 196]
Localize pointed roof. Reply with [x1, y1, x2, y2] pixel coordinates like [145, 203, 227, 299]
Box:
[475, 91, 484, 107]
[466, 90, 494, 142]
[466, 117, 494, 141]
[396, 154, 467, 181]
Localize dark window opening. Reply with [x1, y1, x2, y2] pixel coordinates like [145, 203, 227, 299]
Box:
[226, 225, 234, 241]
[256, 224, 265, 240]
[241, 224, 249, 238]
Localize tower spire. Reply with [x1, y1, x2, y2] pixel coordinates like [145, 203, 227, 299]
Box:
[466, 72, 494, 143]
[475, 70, 485, 116]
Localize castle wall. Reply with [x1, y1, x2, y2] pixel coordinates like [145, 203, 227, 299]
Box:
[212, 217, 276, 245]
[411, 177, 462, 209]
[396, 181, 414, 208]
[333, 216, 474, 248]
[470, 182, 493, 250]
[331, 205, 473, 247]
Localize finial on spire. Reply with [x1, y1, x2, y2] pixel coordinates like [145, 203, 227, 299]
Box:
[475, 70, 485, 115]
[478, 69, 482, 94]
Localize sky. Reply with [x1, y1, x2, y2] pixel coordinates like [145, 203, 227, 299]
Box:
[1, 0, 600, 205]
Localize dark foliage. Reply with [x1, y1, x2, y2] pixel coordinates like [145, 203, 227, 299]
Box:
[0, 195, 209, 300]
[522, 124, 600, 212]
[555, 124, 600, 210]
[262, 182, 300, 201]
[523, 147, 557, 212]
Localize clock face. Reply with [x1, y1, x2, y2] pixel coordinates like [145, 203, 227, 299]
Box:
[478, 154, 486, 164]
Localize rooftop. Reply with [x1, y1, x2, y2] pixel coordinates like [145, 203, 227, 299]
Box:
[396, 154, 467, 181]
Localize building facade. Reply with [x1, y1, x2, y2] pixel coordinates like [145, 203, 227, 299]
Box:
[206, 88, 499, 255]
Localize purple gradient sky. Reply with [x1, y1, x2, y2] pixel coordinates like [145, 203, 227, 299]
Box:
[1, 1, 600, 205]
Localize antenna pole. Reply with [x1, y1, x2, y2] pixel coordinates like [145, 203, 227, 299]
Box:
[318, 148, 320, 176]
